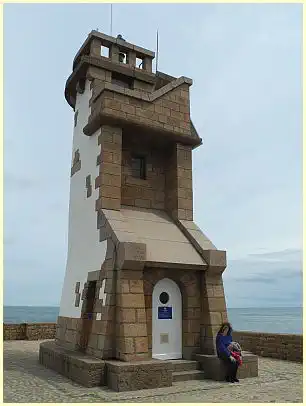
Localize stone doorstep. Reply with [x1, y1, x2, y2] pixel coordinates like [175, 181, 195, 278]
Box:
[171, 360, 205, 383]
[173, 370, 205, 382]
[195, 352, 259, 381]
[105, 359, 173, 372]
[105, 359, 173, 392]
[172, 360, 200, 372]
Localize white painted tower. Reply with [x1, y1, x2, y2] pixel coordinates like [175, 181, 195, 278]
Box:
[59, 80, 107, 319]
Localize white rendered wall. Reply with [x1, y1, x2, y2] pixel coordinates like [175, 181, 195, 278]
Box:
[59, 80, 107, 318]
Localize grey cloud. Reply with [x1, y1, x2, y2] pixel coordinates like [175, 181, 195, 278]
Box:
[231, 275, 276, 284]
[4, 173, 43, 191]
[225, 250, 302, 283]
[4, 138, 15, 150]
[48, 200, 69, 212]
[4, 253, 65, 283]
[277, 267, 302, 279]
[229, 269, 302, 284]
[223, 248, 302, 307]
[5, 172, 68, 192]
[248, 249, 302, 260]
[227, 265, 302, 282]
[4, 236, 15, 246]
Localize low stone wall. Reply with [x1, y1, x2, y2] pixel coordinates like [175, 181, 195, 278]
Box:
[4, 323, 56, 341]
[232, 331, 302, 363]
[4, 323, 302, 363]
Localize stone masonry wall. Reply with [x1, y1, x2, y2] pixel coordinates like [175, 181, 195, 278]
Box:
[95, 83, 191, 138]
[165, 143, 193, 221]
[4, 324, 302, 363]
[115, 269, 149, 362]
[55, 316, 80, 350]
[200, 273, 228, 355]
[4, 323, 56, 341]
[232, 331, 302, 363]
[121, 134, 166, 210]
[95, 125, 122, 211]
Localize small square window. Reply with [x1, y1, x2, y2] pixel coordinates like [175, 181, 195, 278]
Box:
[136, 57, 143, 69]
[111, 71, 133, 89]
[119, 51, 127, 64]
[74, 110, 78, 127]
[131, 155, 146, 179]
[101, 45, 109, 58]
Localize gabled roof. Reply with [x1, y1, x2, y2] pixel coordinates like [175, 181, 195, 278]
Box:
[103, 206, 216, 269]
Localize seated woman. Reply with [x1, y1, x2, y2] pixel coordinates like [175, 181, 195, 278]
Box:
[215, 322, 240, 383]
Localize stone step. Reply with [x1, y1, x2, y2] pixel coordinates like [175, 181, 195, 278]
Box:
[171, 360, 200, 372]
[172, 369, 205, 382]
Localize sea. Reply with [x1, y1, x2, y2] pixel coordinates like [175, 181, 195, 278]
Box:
[3, 306, 303, 334]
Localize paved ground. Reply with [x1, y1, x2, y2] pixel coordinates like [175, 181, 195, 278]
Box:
[3, 340, 303, 403]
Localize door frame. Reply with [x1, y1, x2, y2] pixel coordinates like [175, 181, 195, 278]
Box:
[152, 277, 182, 360]
[79, 280, 96, 352]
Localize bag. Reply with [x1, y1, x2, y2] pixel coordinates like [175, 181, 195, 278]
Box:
[228, 341, 242, 352]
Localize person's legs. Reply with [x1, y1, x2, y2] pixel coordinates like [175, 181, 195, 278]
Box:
[218, 353, 234, 382]
[227, 359, 238, 382]
[232, 362, 239, 382]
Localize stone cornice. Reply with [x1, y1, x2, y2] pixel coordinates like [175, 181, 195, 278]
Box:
[91, 76, 192, 105]
[65, 55, 156, 109]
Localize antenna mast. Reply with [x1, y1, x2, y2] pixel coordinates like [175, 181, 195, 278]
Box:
[110, 4, 113, 36]
[156, 29, 159, 73]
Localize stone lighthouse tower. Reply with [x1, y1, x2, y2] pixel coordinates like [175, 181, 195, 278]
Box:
[39, 30, 257, 391]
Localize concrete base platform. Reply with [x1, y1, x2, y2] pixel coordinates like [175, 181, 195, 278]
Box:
[39, 340, 173, 391]
[40, 341, 258, 390]
[195, 352, 258, 381]
[39, 340, 105, 387]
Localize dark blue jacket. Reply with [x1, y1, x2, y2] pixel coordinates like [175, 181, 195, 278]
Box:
[216, 332, 232, 358]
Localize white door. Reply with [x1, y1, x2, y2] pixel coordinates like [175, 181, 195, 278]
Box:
[152, 278, 182, 360]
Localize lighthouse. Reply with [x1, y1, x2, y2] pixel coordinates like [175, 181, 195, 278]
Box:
[39, 30, 258, 391]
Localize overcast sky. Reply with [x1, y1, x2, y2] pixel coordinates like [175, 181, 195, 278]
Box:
[4, 3, 302, 308]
